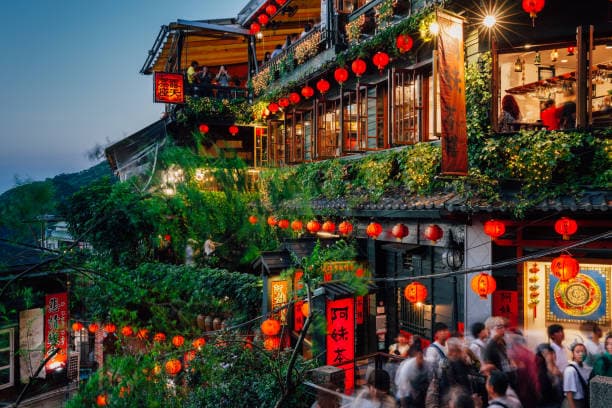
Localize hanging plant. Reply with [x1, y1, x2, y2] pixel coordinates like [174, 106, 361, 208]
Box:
[375, 0, 397, 30]
[346, 15, 366, 44]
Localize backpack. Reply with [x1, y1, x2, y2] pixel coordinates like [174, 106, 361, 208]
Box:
[569, 364, 589, 404]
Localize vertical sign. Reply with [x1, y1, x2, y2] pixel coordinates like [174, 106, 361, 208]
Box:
[437, 11, 468, 175]
[44, 293, 68, 373]
[294, 270, 305, 332]
[326, 297, 355, 394]
[270, 280, 289, 323]
[492, 290, 518, 328]
[154, 72, 185, 104]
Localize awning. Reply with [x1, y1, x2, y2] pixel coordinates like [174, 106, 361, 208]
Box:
[318, 281, 377, 300]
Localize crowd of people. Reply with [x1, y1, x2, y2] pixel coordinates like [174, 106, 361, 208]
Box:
[262, 20, 317, 66]
[314, 318, 612, 408]
[498, 92, 577, 132]
[186, 61, 240, 97]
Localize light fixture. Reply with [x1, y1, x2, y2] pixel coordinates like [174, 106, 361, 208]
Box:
[256, 31, 263, 40]
[534, 51, 541, 66]
[429, 21, 440, 36]
[567, 46, 575, 56]
[514, 57, 523, 72]
[483, 15, 496, 28]
[550, 49, 559, 63]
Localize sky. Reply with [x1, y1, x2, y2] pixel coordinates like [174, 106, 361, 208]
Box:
[0, 0, 246, 194]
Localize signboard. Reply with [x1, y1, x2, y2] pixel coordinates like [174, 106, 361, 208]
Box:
[44, 292, 68, 373]
[492, 290, 518, 328]
[326, 297, 355, 394]
[154, 72, 185, 104]
[294, 270, 305, 331]
[270, 279, 289, 323]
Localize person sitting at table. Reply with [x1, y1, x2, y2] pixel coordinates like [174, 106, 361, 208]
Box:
[215, 65, 231, 87]
[541, 99, 560, 130]
[498, 95, 521, 132]
[197, 66, 212, 96]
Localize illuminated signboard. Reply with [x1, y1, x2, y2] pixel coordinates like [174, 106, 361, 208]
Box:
[44, 292, 68, 373]
[154, 72, 185, 104]
[270, 279, 289, 323]
[326, 297, 355, 394]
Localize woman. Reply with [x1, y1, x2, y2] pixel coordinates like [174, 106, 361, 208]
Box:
[499, 95, 521, 132]
[215, 65, 231, 87]
[389, 332, 411, 357]
[562, 343, 592, 408]
[591, 333, 612, 377]
[535, 343, 563, 408]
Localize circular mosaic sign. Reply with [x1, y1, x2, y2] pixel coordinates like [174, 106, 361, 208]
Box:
[553, 274, 602, 317]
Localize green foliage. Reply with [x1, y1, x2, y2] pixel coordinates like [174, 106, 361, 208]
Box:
[465, 52, 493, 167]
[398, 143, 442, 194]
[176, 96, 254, 125]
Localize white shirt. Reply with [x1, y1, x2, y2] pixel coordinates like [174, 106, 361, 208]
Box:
[563, 362, 592, 400]
[469, 338, 487, 362]
[584, 338, 604, 358]
[394, 357, 432, 399]
[424, 341, 447, 366]
[551, 342, 569, 372]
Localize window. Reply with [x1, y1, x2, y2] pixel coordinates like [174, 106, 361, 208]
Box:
[0, 328, 15, 390]
[317, 100, 340, 158]
[286, 112, 304, 164]
[393, 69, 432, 144]
[303, 111, 314, 161]
[343, 84, 387, 152]
[268, 121, 285, 166]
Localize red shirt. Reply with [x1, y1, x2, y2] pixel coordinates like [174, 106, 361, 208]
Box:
[541, 107, 560, 130]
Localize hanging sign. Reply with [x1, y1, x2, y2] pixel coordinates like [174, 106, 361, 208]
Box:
[326, 297, 355, 394]
[294, 270, 305, 331]
[492, 290, 518, 328]
[154, 72, 185, 104]
[270, 279, 289, 323]
[44, 292, 68, 374]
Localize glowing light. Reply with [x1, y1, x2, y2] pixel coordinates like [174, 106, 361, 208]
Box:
[483, 15, 496, 28]
[429, 21, 440, 35]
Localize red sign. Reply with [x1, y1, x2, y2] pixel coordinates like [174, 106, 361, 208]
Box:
[492, 290, 518, 328]
[44, 292, 68, 373]
[294, 270, 305, 331]
[154, 72, 185, 104]
[437, 11, 468, 176]
[356, 296, 364, 325]
[326, 297, 355, 393]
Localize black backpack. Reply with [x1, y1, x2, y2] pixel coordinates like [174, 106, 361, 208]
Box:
[569, 364, 589, 405]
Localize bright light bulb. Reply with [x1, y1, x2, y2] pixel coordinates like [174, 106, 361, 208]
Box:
[483, 15, 496, 28]
[256, 32, 263, 40]
[429, 22, 440, 35]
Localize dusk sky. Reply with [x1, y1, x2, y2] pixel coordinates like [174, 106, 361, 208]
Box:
[0, 0, 245, 194]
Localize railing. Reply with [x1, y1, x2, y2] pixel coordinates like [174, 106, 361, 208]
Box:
[258, 26, 328, 73]
[187, 83, 249, 100]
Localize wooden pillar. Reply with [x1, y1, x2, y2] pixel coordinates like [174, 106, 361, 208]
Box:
[576, 25, 593, 128]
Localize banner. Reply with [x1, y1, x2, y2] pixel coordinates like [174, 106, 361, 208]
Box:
[154, 72, 185, 104]
[437, 11, 468, 175]
[326, 297, 355, 393]
[44, 292, 68, 374]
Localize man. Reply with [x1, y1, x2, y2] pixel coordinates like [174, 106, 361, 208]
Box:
[425, 322, 450, 366]
[580, 322, 604, 366]
[548, 324, 569, 372]
[395, 342, 432, 407]
[469, 322, 488, 364]
[352, 369, 396, 408]
[484, 370, 522, 408]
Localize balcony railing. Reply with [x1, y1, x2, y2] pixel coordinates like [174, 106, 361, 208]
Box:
[258, 26, 328, 73]
[187, 83, 249, 100]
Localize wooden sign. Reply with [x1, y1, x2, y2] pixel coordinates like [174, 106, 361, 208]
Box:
[154, 72, 185, 104]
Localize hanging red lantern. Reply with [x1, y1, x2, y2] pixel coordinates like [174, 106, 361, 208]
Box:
[550, 254, 580, 282]
[351, 58, 367, 77]
[192, 337, 206, 349]
[258, 14, 270, 26]
[267, 215, 278, 227]
[72, 322, 83, 332]
[265, 4, 277, 16]
[471, 273, 497, 299]
[301, 302, 309, 317]
[198, 124, 209, 134]
[172, 335, 185, 347]
[249, 215, 258, 224]
[264, 336, 281, 350]
[396, 33, 414, 53]
[250, 22, 261, 34]
[306, 220, 321, 234]
[566, 46, 575, 56]
[522, 0, 545, 26]
[278, 97, 290, 108]
[322, 221, 336, 233]
[366, 222, 383, 239]
[164, 234, 171, 242]
[88, 323, 99, 333]
[301, 85, 314, 99]
[184, 350, 197, 366]
[96, 394, 108, 406]
[372, 51, 390, 71]
[334, 67, 349, 85]
[424, 224, 443, 243]
[316, 79, 330, 94]
[291, 220, 303, 232]
[261, 319, 281, 336]
[121, 326, 133, 337]
[229, 125, 239, 136]
[165, 359, 182, 375]
[276, 0, 287, 5]
[153, 332, 166, 342]
[277, 219, 290, 229]
[338, 221, 353, 236]
[484, 219, 506, 240]
[554, 217, 578, 240]
[268, 102, 279, 113]
[137, 328, 149, 340]
[404, 282, 428, 304]
[289, 92, 301, 104]
[103, 323, 116, 333]
[391, 223, 409, 240]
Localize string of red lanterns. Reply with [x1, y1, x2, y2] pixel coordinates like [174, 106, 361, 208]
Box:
[316, 78, 330, 95]
[522, 0, 545, 26]
[372, 51, 390, 72]
[289, 92, 301, 104]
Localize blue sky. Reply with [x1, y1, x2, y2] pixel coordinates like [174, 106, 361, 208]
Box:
[0, 0, 245, 193]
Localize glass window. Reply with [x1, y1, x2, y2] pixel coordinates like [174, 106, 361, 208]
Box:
[317, 100, 340, 158]
[394, 69, 430, 144]
[303, 111, 314, 161]
[0, 328, 14, 390]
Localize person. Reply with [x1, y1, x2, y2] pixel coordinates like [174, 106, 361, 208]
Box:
[591, 333, 612, 377]
[534, 343, 563, 408]
[262, 51, 271, 66]
[282, 34, 292, 49]
[541, 99, 560, 130]
[312, 382, 341, 408]
[187, 60, 199, 85]
[425, 323, 450, 367]
[300, 22, 312, 38]
[197, 66, 212, 96]
[449, 391, 475, 408]
[506, 332, 538, 408]
[352, 369, 397, 408]
[558, 89, 576, 130]
[469, 322, 488, 364]
[499, 95, 520, 132]
[562, 343, 591, 408]
[548, 324, 569, 372]
[396, 342, 432, 407]
[390, 332, 411, 357]
[579, 322, 603, 366]
[482, 317, 516, 387]
[482, 370, 522, 408]
[271, 44, 283, 58]
[215, 65, 231, 87]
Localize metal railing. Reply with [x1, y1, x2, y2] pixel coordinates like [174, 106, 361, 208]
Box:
[258, 26, 329, 72]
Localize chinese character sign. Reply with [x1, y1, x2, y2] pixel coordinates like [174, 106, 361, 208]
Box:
[270, 280, 289, 323]
[492, 290, 518, 328]
[45, 292, 68, 373]
[154, 72, 185, 104]
[326, 297, 355, 394]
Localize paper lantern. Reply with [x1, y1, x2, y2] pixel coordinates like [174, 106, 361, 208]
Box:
[249, 215, 258, 225]
[192, 337, 206, 349]
[322, 221, 336, 233]
[522, 0, 545, 25]
[404, 282, 427, 304]
[334, 67, 349, 85]
[291, 220, 303, 232]
[471, 273, 497, 299]
[153, 332, 166, 342]
[103, 323, 116, 333]
[172, 335, 185, 347]
[391, 223, 409, 240]
[258, 14, 269, 26]
[289, 92, 301, 104]
[165, 359, 182, 375]
[261, 319, 281, 336]
[250, 22, 261, 34]
[366, 222, 383, 239]
[351, 58, 367, 77]
[229, 125, 239, 136]
[372, 51, 390, 71]
[267, 215, 278, 227]
[96, 394, 108, 406]
[121, 326, 133, 336]
[88, 323, 99, 333]
[484, 219, 506, 240]
[137, 329, 149, 340]
[264, 336, 281, 350]
[316, 79, 330, 94]
[306, 220, 321, 233]
[396, 33, 414, 53]
[554, 217, 578, 240]
[301, 85, 314, 99]
[550, 254, 579, 282]
[301, 302, 309, 317]
[277, 219, 290, 229]
[265, 4, 277, 16]
[198, 124, 209, 134]
[276, 0, 287, 5]
[72, 322, 83, 332]
[268, 102, 279, 113]
[338, 221, 353, 236]
[424, 224, 443, 243]
[278, 97, 290, 108]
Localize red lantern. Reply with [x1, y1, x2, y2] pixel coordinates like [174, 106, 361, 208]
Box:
[301, 302, 309, 317]
[96, 394, 108, 406]
[250, 22, 261, 34]
[554, 217, 578, 240]
[334, 67, 349, 85]
[316, 79, 330, 94]
[268, 102, 279, 113]
[550, 254, 579, 282]
[184, 350, 197, 366]
[522, 0, 545, 25]
[391, 223, 409, 240]
[291, 220, 303, 232]
[264, 336, 281, 350]
[484, 219, 506, 240]
[567, 46, 575, 56]
[267, 216, 277, 227]
[165, 359, 182, 375]
[396, 33, 414, 53]
[366, 222, 383, 239]
[265, 4, 277, 16]
[192, 337, 206, 349]
[306, 220, 321, 234]
[229, 125, 239, 136]
[322, 221, 336, 233]
[404, 282, 428, 304]
[164, 234, 171, 242]
[289, 92, 301, 104]
[72, 322, 83, 332]
[277, 219, 290, 229]
[338, 221, 353, 236]
[258, 14, 269, 26]
[103, 323, 116, 333]
[172, 335, 185, 347]
[198, 124, 209, 134]
[121, 326, 133, 337]
[278, 97, 290, 108]
[137, 328, 149, 340]
[248, 215, 258, 224]
[88, 323, 99, 333]
[424, 224, 443, 243]
[351, 58, 367, 77]
[153, 332, 166, 342]
[372, 51, 390, 71]
[301, 85, 314, 99]
[471, 273, 497, 299]
[276, 0, 287, 5]
[261, 319, 281, 336]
